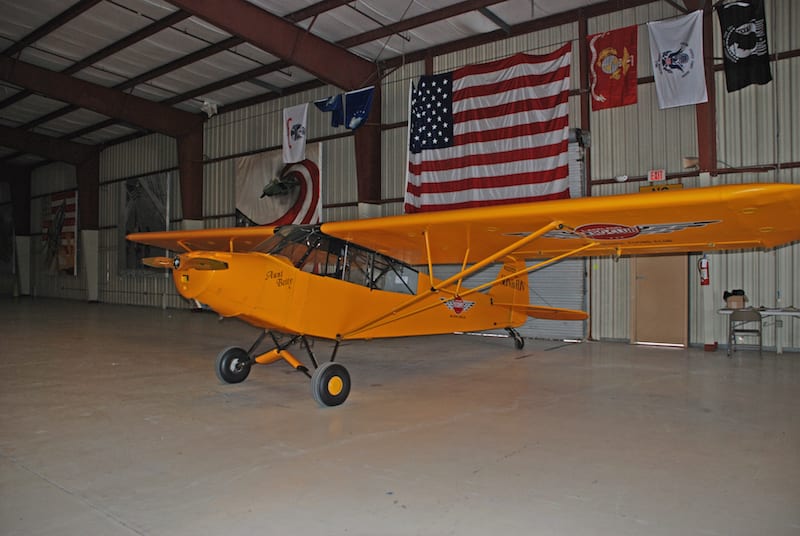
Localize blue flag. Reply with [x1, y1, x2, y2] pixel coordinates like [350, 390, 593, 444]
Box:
[314, 86, 374, 130]
[314, 94, 344, 127]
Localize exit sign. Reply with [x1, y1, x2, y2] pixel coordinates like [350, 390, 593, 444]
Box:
[648, 169, 666, 182]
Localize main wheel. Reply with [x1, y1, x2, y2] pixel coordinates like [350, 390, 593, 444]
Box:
[311, 362, 351, 407]
[215, 346, 252, 384]
[514, 334, 525, 350]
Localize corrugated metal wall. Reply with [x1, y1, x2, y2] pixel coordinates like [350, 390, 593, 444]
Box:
[589, 0, 800, 350]
[21, 1, 799, 350]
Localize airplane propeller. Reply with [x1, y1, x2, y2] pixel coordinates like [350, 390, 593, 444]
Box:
[142, 256, 174, 268]
[142, 256, 229, 271]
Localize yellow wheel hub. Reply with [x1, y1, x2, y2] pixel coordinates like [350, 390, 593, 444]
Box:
[327, 376, 344, 396]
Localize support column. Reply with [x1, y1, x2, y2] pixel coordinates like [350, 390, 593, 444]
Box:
[698, 171, 716, 350]
[14, 236, 31, 297]
[8, 167, 31, 296]
[77, 154, 100, 302]
[695, 2, 717, 173]
[353, 85, 381, 204]
[178, 127, 204, 228]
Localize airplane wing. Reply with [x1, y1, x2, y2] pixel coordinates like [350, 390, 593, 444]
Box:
[126, 226, 276, 253]
[321, 183, 800, 265]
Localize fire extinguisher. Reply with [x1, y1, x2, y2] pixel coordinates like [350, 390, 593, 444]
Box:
[698, 254, 710, 286]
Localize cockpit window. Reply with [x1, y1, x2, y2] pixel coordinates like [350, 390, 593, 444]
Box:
[253, 225, 418, 294]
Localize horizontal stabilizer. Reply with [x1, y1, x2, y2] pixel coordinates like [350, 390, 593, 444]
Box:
[496, 302, 588, 321]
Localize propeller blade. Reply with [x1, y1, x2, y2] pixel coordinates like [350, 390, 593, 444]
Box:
[142, 257, 174, 269]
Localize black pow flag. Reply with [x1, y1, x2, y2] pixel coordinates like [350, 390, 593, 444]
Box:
[716, 0, 772, 92]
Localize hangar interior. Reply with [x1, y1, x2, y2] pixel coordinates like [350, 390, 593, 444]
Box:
[1, 1, 799, 534]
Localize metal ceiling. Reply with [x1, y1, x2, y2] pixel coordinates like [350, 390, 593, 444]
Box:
[0, 0, 617, 167]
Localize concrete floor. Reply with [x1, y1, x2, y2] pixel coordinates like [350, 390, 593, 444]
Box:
[1, 298, 798, 536]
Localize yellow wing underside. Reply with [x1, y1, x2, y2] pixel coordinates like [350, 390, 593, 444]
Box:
[323, 183, 800, 264]
[127, 184, 800, 264]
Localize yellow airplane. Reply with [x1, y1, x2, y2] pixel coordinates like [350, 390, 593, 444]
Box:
[128, 183, 800, 406]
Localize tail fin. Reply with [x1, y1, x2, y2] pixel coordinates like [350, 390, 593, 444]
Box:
[490, 258, 588, 322]
[489, 258, 530, 326]
[489, 257, 530, 310]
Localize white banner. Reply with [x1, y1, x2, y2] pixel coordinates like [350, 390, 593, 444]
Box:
[648, 10, 708, 109]
[282, 103, 308, 163]
[236, 144, 322, 226]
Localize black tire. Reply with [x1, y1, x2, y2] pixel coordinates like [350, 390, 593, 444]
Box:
[514, 335, 525, 350]
[311, 362, 351, 407]
[215, 346, 252, 384]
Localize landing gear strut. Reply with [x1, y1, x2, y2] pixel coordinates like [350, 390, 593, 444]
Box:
[215, 330, 351, 407]
[506, 328, 525, 350]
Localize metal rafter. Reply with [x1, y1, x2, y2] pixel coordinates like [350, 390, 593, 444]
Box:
[0, 56, 203, 137]
[2, 0, 103, 57]
[284, 0, 355, 23]
[165, 0, 378, 90]
[0, 124, 95, 164]
[0, 10, 191, 112]
[379, 0, 658, 68]
[336, 0, 509, 49]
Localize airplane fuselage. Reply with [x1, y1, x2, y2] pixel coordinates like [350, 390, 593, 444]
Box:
[172, 249, 527, 340]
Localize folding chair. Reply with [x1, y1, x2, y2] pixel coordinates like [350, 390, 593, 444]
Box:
[727, 309, 762, 357]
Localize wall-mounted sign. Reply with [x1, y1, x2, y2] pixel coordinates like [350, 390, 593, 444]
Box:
[639, 183, 684, 193]
[648, 169, 666, 182]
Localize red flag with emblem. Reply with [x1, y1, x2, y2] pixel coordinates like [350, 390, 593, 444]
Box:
[587, 25, 638, 111]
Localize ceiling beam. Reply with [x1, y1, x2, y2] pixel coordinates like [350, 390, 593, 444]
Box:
[8, 36, 245, 134]
[0, 10, 192, 112]
[336, 0, 508, 49]
[379, 0, 658, 69]
[2, 0, 103, 57]
[478, 7, 511, 34]
[165, 0, 377, 90]
[284, 0, 354, 23]
[0, 55, 203, 137]
[0, 124, 95, 164]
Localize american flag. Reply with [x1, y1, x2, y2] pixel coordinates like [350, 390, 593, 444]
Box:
[405, 44, 572, 213]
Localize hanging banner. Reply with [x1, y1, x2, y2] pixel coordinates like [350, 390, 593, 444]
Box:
[587, 25, 638, 111]
[314, 86, 375, 130]
[405, 45, 572, 213]
[236, 143, 322, 226]
[716, 0, 772, 92]
[282, 103, 308, 164]
[647, 10, 708, 109]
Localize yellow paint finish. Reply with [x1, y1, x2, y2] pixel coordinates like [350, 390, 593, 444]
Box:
[327, 376, 344, 396]
[321, 183, 800, 265]
[166, 249, 527, 341]
[126, 184, 800, 344]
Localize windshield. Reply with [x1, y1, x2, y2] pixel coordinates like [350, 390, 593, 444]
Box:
[254, 225, 418, 294]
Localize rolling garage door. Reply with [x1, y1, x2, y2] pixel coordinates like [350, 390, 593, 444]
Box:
[436, 135, 588, 342]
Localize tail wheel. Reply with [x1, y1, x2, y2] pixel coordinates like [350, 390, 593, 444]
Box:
[215, 346, 252, 384]
[311, 362, 351, 407]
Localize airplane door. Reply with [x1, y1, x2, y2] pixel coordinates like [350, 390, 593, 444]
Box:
[631, 255, 688, 346]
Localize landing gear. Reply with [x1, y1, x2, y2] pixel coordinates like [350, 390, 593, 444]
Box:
[215, 346, 252, 383]
[311, 362, 351, 407]
[506, 328, 525, 350]
[214, 331, 351, 407]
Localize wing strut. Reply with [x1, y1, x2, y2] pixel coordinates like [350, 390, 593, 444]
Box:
[466, 241, 598, 296]
[339, 220, 563, 339]
[424, 231, 435, 283]
[342, 239, 598, 338]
